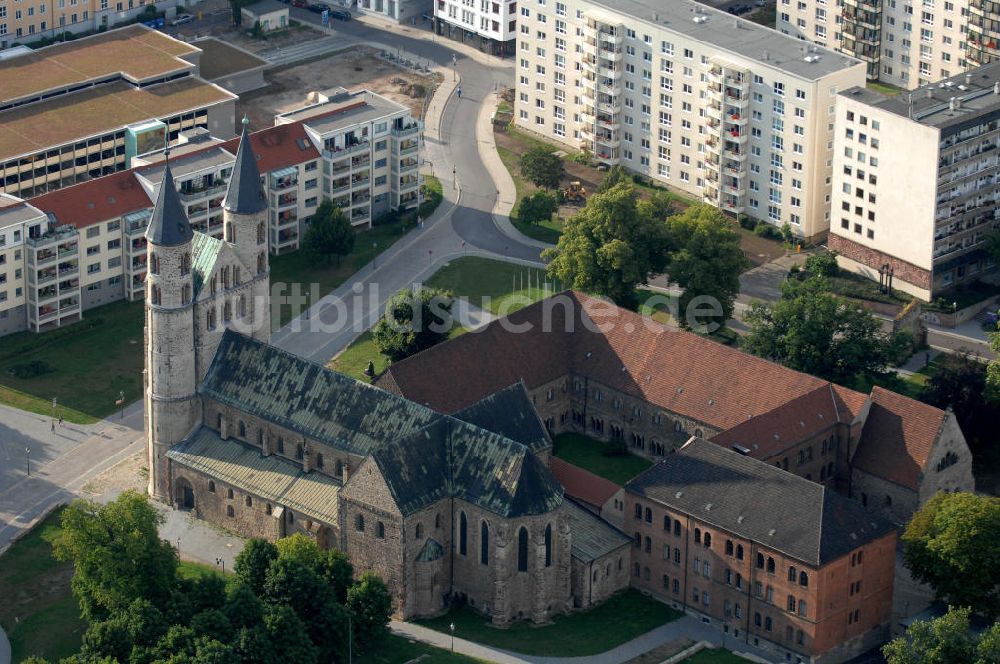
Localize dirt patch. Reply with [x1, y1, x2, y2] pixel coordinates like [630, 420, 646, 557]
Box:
[737, 228, 787, 268]
[81, 452, 147, 497]
[238, 48, 440, 129]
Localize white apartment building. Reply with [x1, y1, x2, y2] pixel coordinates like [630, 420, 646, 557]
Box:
[434, 0, 517, 56]
[355, 0, 433, 24]
[514, 0, 866, 240]
[0, 90, 424, 336]
[776, 0, 969, 89]
[276, 88, 423, 228]
[828, 63, 1000, 300]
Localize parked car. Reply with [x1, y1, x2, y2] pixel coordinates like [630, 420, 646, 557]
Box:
[329, 8, 351, 20]
[307, 2, 330, 13]
[170, 13, 194, 25]
[291, 0, 308, 7]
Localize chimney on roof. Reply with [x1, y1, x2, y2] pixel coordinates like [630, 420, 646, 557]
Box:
[949, 96, 957, 110]
[995, 82, 1000, 95]
[966, 73, 973, 85]
[762, 50, 769, 60]
[926, 87, 934, 98]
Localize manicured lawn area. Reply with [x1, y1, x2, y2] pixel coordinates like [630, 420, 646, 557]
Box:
[0, 299, 144, 423]
[426, 256, 557, 315]
[328, 325, 467, 381]
[271, 176, 443, 329]
[371, 634, 488, 663]
[682, 647, 756, 664]
[414, 589, 679, 657]
[553, 433, 652, 486]
[0, 507, 86, 663]
[496, 143, 565, 244]
[866, 80, 905, 97]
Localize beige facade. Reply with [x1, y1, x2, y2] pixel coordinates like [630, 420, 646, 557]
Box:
[829, 64, 1000, 300]
[513, 0, 866, 239]
[776, 0, 966, 87]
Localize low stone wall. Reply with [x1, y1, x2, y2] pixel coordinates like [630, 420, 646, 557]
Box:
[920, 294, 1000, 328]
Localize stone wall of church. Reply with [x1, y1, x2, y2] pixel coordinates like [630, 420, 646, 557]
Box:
[401, 503, 453, 619]
[849, 470, 920, 526]
[917, 415, 976, 505]
[570, 545, 630, 609]
[169, 464, 283, 541]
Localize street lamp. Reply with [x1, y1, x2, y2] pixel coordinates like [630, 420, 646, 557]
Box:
[117, 390, 125, 421]
[372, 241, 378, 269]
[429, 249, 433, 267]
[215, 557, 225, 575]
[25, 447, 30, 477]
[449, 622, 456, 652]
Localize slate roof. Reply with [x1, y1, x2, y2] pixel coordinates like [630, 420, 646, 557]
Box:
[200, 330, 438, 455]
[564, 499, 631, 563]
[369, 417, 564, 518]
[451, 382, 550, 454]
[549, 457, 622, 509]
[146, 162, 193, 247]
[223, 118, 268, 215]
[851, 387, 948, 491]
[191, 233, 223, 298]
[626, 438, 895, 566]
[167, 426, 340, 525]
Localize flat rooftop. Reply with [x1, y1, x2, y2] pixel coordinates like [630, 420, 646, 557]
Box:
[0, 24, 199, 108]
[587, 0, 861, 80]
[0, 78, 236, 163]
[0, 197, 46, 228]
[279, 90, 407, 134]
[135, 145, 237, 184]
[193, 38, 268, 81]
[840, 61, 1000, 131]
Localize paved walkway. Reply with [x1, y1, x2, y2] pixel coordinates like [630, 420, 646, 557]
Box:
[391, 614, 779, 664]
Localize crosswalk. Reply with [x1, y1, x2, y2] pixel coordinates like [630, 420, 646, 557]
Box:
[259, 35, 360, 68]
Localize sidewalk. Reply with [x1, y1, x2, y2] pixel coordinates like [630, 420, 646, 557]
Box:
[391, 613, 779, 664]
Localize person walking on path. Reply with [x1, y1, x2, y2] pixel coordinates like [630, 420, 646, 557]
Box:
[457, 86, 462, 99]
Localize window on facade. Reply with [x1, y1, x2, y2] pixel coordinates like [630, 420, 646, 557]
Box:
[376, 521, 385, 539]
[435, 513, 441, 529]
[767, 557, 775, 574]
[238, 421, 246, 438]
[518, 527, 529, 572]
[227, 488, 234, 499]
[664, 515, 671, 531]
[208, 481, 215, 493]
[266, 503, 272, 515]
[799, 599, 807, 617]
[356, 514, 364, 532]
[789, 566, 797, 582]
[799, 571, 809, 587]
[481, 521, 490, 565]
[644, 507, 652, 523]
[295, 444, 304, 460]
[787, 594, 796, 611]
[634, 504, 642, 519]
[757, 553, 765, 569]
[545, 524, 553, 567]
[695, 528, 702, 544]
[316, 454, 324, 469]
[459, 512, 468, 555]
[726, 540, 734, 556]
[674, 521, 681, 537]
[736, 544, 744, 560]
[226, 505, 234, 517]
[704, 533, 711, 548]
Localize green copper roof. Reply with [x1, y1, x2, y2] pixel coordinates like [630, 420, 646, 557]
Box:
[167, 427, 340, 525]
[371, 418, 564, 518]
[415, 538, 445, 563]
[200, 331, 439, 455]
[564, 499, 631, 563]
[191, 233, 223, 298]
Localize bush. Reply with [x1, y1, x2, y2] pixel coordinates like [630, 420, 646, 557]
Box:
[753, 223, 781, 239]
[9, 359, 56, 379]
[804, 251, 840, 278]
[738, 214, 759, 231]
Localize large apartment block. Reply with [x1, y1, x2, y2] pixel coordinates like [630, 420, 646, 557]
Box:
[514, 0, 865, 240]
[0, 24, 237, 200]
[777, 0, 976, 89]
[434, 0, 518, 56]
[828, 62, 1000, 300]
[0, 90, 423, 336]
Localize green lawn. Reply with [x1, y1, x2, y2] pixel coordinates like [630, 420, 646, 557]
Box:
[414, 590, 679, 657]
[866, 80, 905, 97]
[682, 647, 756, 664]
[0, 299, 144, 424]
[0, 507, 87, 663]
[496, 144, 565, 244]
[426, 256, 557, 315]
[271, 176, 443, 329]
[371, 634, 488, 663]
[553, 433, 652, 486]
[328, 325, 467, 381]
[747, 5, 777, 28]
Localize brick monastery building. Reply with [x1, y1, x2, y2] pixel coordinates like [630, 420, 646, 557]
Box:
[146, 127, 974, 663]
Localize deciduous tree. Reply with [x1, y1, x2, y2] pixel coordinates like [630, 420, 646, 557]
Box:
[518, 190, 559, 225]
[346, 572, 393, 651]
[543, 182, 672, 308]
[372, 286, 455, 361]
[301, 201, 355, 266]
[902, 492, 1000, 617]
[234, 538, 278, 597]
[519, 146, 565, 190]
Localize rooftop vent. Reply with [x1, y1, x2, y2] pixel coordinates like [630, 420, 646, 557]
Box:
[768, 528, 776, 537]
[966, 73, 973, 85]
[732, 444, 751, 455]
[926, 87, 934, 98]
[772, 433, 780, 440]
[693, 15, 709, 23]
[706, 503, 713, 511]
[677, 387, 684, 394]
[994, 82, 999, 95]
[737, 515, 745, 524]
[675, 490, 684, 499]
[762, 50, 770, 61]
[708, 399, 715, 406]
[803, 55, 821, 63]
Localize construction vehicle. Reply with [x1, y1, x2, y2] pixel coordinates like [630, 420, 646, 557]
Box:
[562, 181, 587, 204]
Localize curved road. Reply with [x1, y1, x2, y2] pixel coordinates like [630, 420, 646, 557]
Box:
[270, 14, 549, 362]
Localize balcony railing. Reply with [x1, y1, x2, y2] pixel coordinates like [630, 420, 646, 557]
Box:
[391, 123, 421, 138]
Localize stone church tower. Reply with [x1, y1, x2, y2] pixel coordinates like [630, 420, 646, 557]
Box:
[145, 121, 271, 501]
[144, 160, 198, 501]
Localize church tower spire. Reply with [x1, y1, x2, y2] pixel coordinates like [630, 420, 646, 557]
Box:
[224, 116, 267, 215]
[144, 159, 199, 502]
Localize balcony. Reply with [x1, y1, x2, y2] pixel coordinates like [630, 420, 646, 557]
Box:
[398, 176, 420, 190]
[277, 192, 298, 209]
[26, 225, 78, 249]
[276, 210, 297, 227]
[351, 155, 372, 169]
[269, 176, 298, 192]
[179, 182, 227, 201]
[351, 174, 372, 187]
[391, 122, 422, 138]
[352, 193, 372, 206]
[397, 159, 419, 173]
[324, 141, 371, 160]
[330, 179, 352, 195]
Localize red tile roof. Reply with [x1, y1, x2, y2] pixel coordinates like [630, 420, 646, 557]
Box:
[549, 457, 622, 508]
[851, 386, 948, 490]
[221, 122, 320, 174]
[832, 384, 869, 422]
[30, 170, 150, 229]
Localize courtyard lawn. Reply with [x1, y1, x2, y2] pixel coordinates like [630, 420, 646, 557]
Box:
[0, 299, 144, 424]
[414, 589, 680, 657]
[682, 648, 756, 664]
[425, 256, 557, 315]
[372, 634, 488, 664]
[270, 176, 443, 329]
[0, 507, 86, 663]
[553, 433, 653, 486]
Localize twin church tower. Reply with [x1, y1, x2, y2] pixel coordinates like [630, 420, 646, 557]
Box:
[144, 119, 272, 500]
